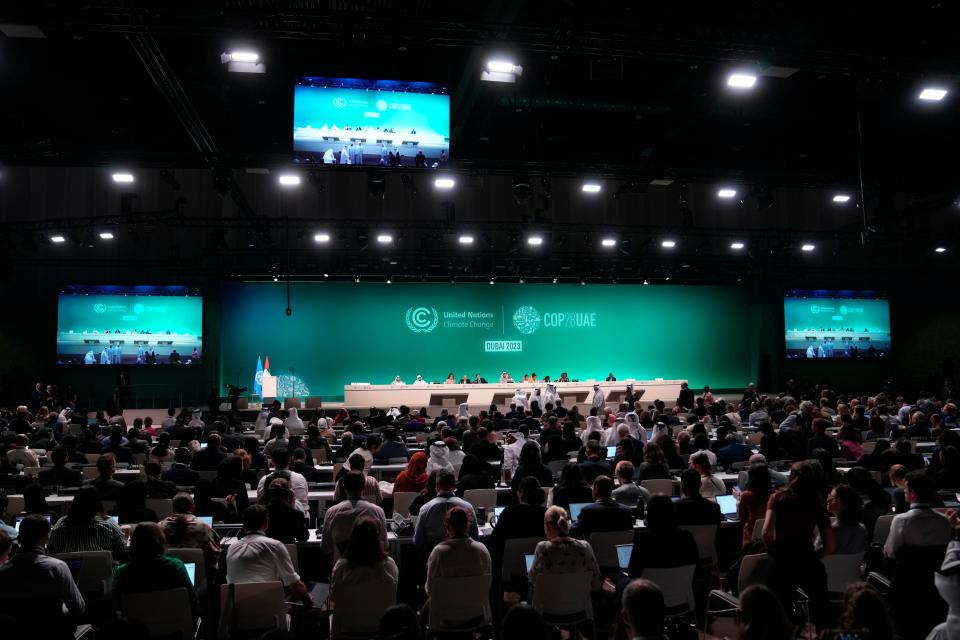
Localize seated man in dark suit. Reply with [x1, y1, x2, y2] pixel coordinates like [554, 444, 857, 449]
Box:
[674, 468, 722, 526]
[488, 476, 548, 558]
[578, 441, 614, 485]
[374, 427, 410, 462]
[37, 447, 82, 488]
[716, 433, 755, 470]
[83, 453, 124, 500]
[161, 447, 200, 486]
[627, 495, 698, 578]
[190, 433, 227, 472]
[574, 475, 634, 540]
[289, 448, 322, 483]
[144, 461, 178, 498]
[100, 430, 134, 465]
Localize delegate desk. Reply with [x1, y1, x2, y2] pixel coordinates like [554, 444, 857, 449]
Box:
[343, 379, 686, 409]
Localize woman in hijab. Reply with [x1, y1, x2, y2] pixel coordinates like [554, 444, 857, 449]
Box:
[455, 454, 496, 496]
[580, 415, 603, 445]
[426, 440, 454, 476]
[393, 451, 429, 494]
[284, 407, 304, 437]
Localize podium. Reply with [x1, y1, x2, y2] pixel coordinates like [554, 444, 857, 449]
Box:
[261, 373, 278, 400]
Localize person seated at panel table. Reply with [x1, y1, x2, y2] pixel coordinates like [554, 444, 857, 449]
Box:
[444, 373, 456, 385]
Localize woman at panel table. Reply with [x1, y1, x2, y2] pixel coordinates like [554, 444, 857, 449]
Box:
[444, 373, 456, 385]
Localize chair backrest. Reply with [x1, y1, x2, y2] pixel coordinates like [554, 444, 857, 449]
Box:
[305, 396, 322, 409]
[219, 581, 288, 635]
[746, 433, 763, 446]
[81, 467, 100, 481]
[5, 495, 24, 516]
[751, 518, 765, 543]
[452, 462, 463, 479]
[640, 479, 674, 496]
[501, 537, 544, 583]
[392, 492, 419, 517]
[285, 543, 299, 572]
[680, 524, 718, 566]
[861, 440, 878, 454]
[738, 553, 769, 594]
[55, 551, 114, 595]
[122, 587, 194, 640]
[22, 466, 41, 478]
[85, 454, 100, 464]
[428, 574, 493, 631]
[284, 398, 302, 409]
[587, 530, 634, 572]
[145, 498, 174, 519]
[873, 514, 896, 545]
[463, 488, 496, 511]
[642, 564, 696, 613]
[547, 460, 568, 478]
[311, 448, 330, 464]
[331, 579, 396, 637]
[532, 571, 594, 621]
[166, 548, 206, 597]
[197, 470, 218, 482]
[332, 462, 343, 479]
[869, 471, 882, 484]
[132, 452, 147, 465]
[822, 553, 864, 593]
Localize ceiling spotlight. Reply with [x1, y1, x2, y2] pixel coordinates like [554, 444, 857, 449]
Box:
[717, 188, 737, 198]
[489, 278, 495, 285]
[313, 233, 330, 243]
[221, 50, 265, 73]
[643, 279, 649, 285]
[278, 175, 300, 186]
[354, 276, 360, 283]
[434, 177, 455, 189]
[527, 236, 544, 246]
[552, 277, 558, 284]
[458, 235, 474, 244]
[581, 182, 602, 194]
[601, 238, 617, 247]
[487, 60, 515, 73]
[50, 235, 65, 243]
[111, 173, 134, 183]
[661, 240, 676, 248]
[99, 232, 114, 240]
[518, 277, 525, 284]
[730, 242, 745, 250]
[919, 87, 948, 101]
[801, 243, 816, 252]
[376, 234, 393, 244]
[482, 59, 523, 83]
[727, 73, 757, 89]
[935, 247, 947, 253]
[386, 278, 392, 284]
[832, 194, 851, 203]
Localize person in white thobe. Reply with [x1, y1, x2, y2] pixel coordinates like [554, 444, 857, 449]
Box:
[512, 389, 529, 411]
[591, 385, 606, 410]
[392, 376, 405, 385]
[284, 407, 305, 436]
[542, 384, 558, 408]
[84, 350, 96, 365]
[581, 415, 604, 445]
[413, 375, 427, 385]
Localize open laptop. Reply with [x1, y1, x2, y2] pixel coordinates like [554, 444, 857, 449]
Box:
[569, 502, 589, 521]
[198, 516, 213, 527]
[716, 494, 738, 520]
[616, 544, 633, 570]
[606, 445, 616, 459]
[15, 514, 52, 531]
[110, 515, 119, 525]
[493, 506, 506, 520]
[524, 554, 535, 573]
[184, 562, 197, 587]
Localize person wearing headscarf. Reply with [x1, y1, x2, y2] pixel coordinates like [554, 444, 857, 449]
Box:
[254, 407, 271, 433]
[604, 422, 633, 447]
[100, 347, 110, 364]
[457, 403, 470, 421]
[84, 349, 96, 364]
[512, 388, 529, 411]
[591, 384, 606, 410]
[392, 376, 405, 385]
[622, 411, 647, 443]
[283, 407, 304, 436]
[386, 407, 401, 419]
[188, 409, 205, 429]
[426, 440, 454, 477]
[413, 374, 426, 385]
[542, 383, 558, 408]
[394, 451, 429, 494]
[581, 415, 604, 445]
[499, 372, 512, 384]
[502, 430, 531, 479]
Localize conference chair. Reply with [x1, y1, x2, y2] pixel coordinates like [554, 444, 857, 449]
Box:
[311, 448, 330, 464]
[640, 479, 675, 496]
[822, 552, 864, 595]
[5, 495, 24, 517]
[304, 397, 322, 409]
[861, 440, 879, 454]
[643, 564, 697, 626]
[547, 460, 568, 478]
[145, 498, 174, 519]
[101, 500, 117, 514]
[463, 488, 496, 512]
[330, 580, 396, 639]
[873, 514, 895, 546]
[81, 467, 100, 481]
[501, 537, 544, 587]
[85, 454, 100, 465]
[587, 530, 634, 575]
[218, 581, 289, 639]
[392, 492, 418, 517]
[284, 398, 302, 409]
[285, 543, 299, 573]
[56, 551, 114, 596]
[750, 518, 765, 543]
[704, 553, 768, 632]
[426, 574, 493, 635]
[531, 572, 596, 640]
[122, 588, 199, 640]
[166, 548, 207, 600]
[132, 452, 147, 466]
[680, 524, 719, 569]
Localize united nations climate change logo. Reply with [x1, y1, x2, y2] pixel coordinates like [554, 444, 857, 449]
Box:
[333, 97, 347, 108]
[810, 305, 820, 314]
[513, 306, 541, 335]
[405, 306, 439, 333]
[93, 303, 107, 313]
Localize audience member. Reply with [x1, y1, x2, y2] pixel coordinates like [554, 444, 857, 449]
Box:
[321, 471, 387, 558]
[47, 486, 127, 560]
[627, 495, 698, 577]
[425, 506, 492, 605]
[621, 578, 668, 640]
[256, 448, 309, 515]
[158, 493, 221, 573]
[330, 517, 398, 600]
[529, 505, 601, 593]
[739, 584, 793, 640]
[827, 484, 868, 554]
[611, 460, 650, 512]
[162, 448, 200, 486]
[675, 468, 722, 526]
[84, 453, 124, 499]
[261, 477, 308, 543]
[574, 475, 633, 539]
[414, 471, 478, 552]
[393, 451, 429, 494]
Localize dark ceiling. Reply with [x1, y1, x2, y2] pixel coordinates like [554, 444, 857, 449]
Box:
[0, 1, 958, 285]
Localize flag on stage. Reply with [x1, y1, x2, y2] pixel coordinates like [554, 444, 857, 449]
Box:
[264, 355, 271, 375]
[253, 356, 263, 396]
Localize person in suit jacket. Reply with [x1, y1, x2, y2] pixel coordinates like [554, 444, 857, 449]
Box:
[190, 433, 227, 471]
[37, 447, 82, 487]
[674, 469, 722, 526]
[144, 461, 178, 498]
[290, 448, 322, 483]
[374, 427, 410, 462]
[488, 476, 547, 557]
[574, 475, 634, 540]
[261, 477, 309, 543]
[84, 453, 126, 500]
[162, 448, 200, 486]
[578, 441, 614, 485]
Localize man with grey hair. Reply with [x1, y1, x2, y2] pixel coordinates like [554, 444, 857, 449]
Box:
[736, 454, 788, 490]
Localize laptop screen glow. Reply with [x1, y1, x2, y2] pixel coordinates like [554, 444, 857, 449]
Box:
[198, 516, 213, 527]
[569, 502, 589, 521]
[616, 544, 633, 570]
[184, 562, 196, 587]
[524, 554, 535, 573]
[716, 494, 737, 516]
[606, 446, 616, 459]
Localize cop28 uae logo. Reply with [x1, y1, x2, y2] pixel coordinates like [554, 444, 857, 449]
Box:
[405, 306, 439, 333]
[93, 303, 107, 313]
[513, 306, 541, 335]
